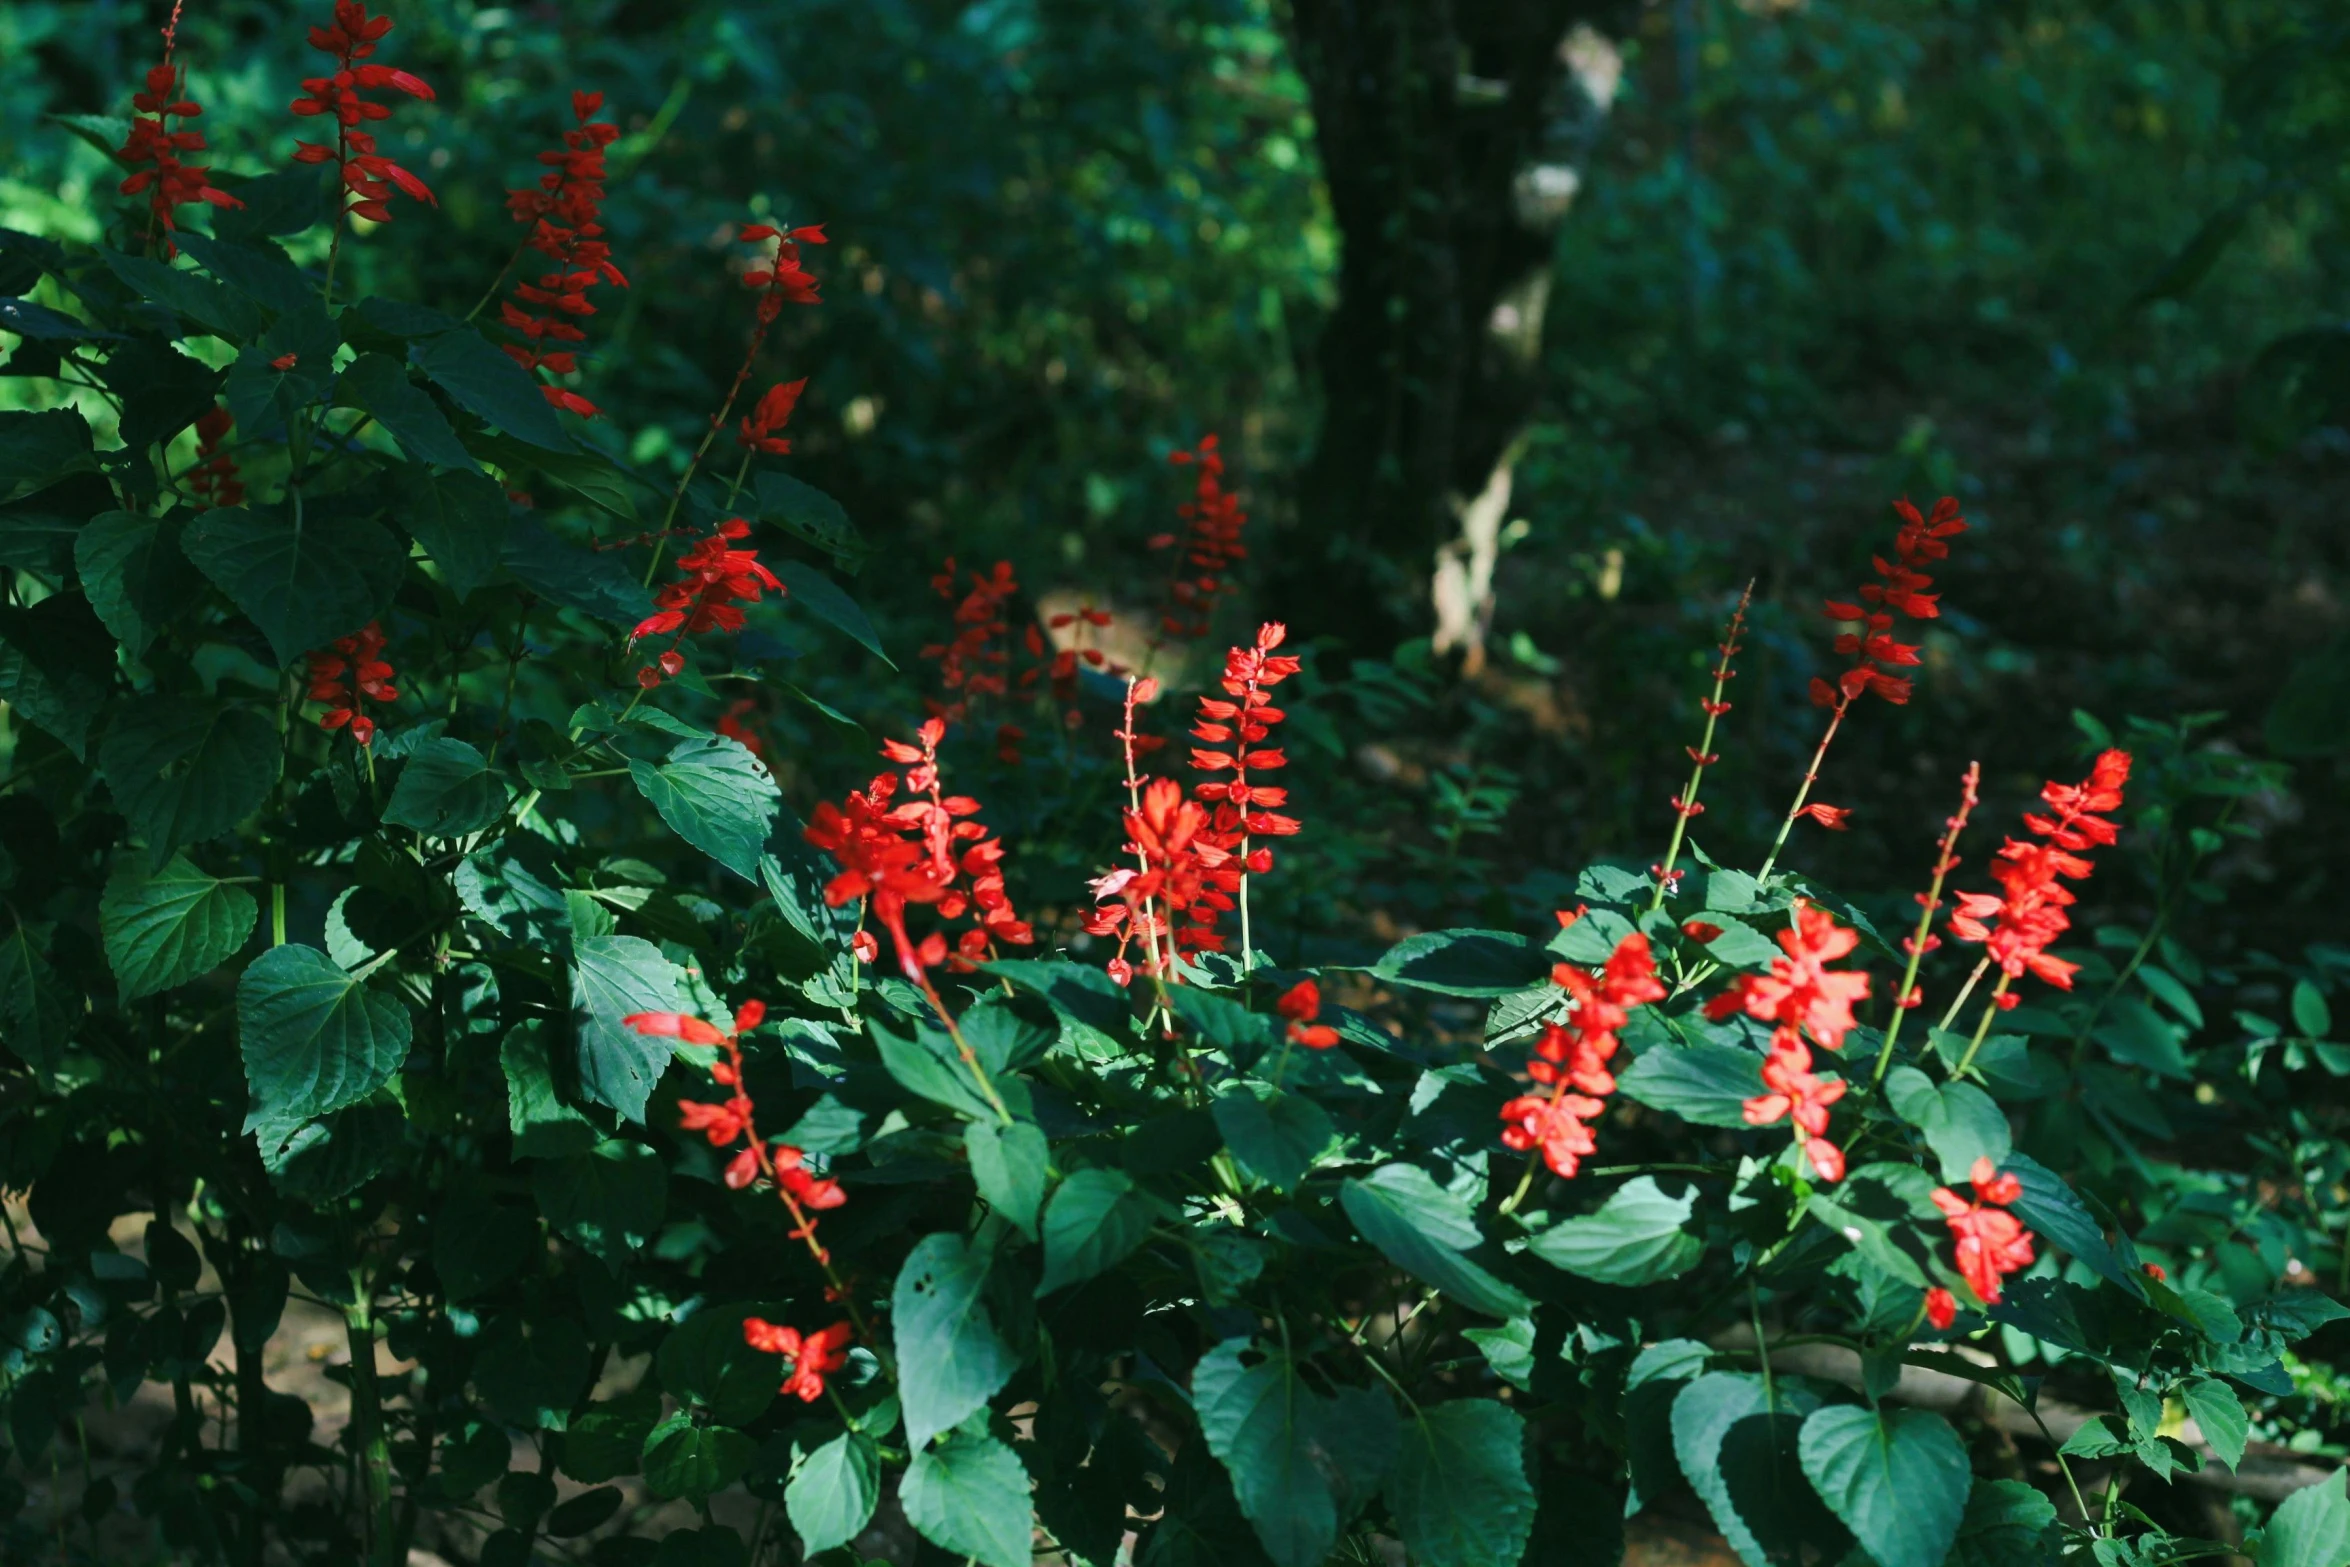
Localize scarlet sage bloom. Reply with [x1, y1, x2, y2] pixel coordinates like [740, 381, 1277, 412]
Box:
[289, 0, 437, 226]
[803, 718, 1034, 983]
[1275, 979, 1339, 1050]
[305, 621, 398, 746]
[1740, 1030, 1849, 1182]
[1924, 1287, 1958, 1330]
[500, 91, 627, 418]
[736, 378, 808, 455]
[920, 558, 1019, 727]
[185, 405, 245, 508]
[1705, 901, 1872, 1053]
[742, 1318, 854, 1402]
[1931, 1157, 2036, 1305]
[629, 1000, 851, 1263]
[1152, 433, 1249, 643]
[1947, 749, 2131, 998]
[630, 518, 782, 689]
[114, 9, 243, 257]
[1499, 930, 1665, 1179]
[1186, 623, 1305, 956]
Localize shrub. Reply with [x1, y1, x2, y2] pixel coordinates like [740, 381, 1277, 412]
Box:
[0, 8, 2344, 1567]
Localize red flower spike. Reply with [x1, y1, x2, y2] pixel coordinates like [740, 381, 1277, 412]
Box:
[1740, 1028, 1849, 1182]
[636, 1003, 851, 1267]
[737, 378, 807, 454]
[114, 12, 245, 258]
[741, 1318, 854, 1402]
[630, 518, 784, 686]
[288, 0, 437, 227]
[1500, 932, 1664, 1177]
[1705, 902, 1872, 1052]
[1924, 1287, 1958, 1330]
[1275, 979, 1339, 1050]
[1930, 1156, 2036, 1304]
[1173, 623, 1304, 953]
[498, 89, 628, 418]
[1947, 750, 2131, 993]
[186, 405, 246, 508]
[1151, 433, 1250, 646]
[303, 620, 398, 747]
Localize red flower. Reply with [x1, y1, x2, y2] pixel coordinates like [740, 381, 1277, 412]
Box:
[1740, 1029, 1848, 1183]
[499, 90, 627, 418]
[1924, 1287, 1958, 1330]
[736, 379, 807, 454]
[1931, 1157, 2035, 1305]
[304, 620, 397, 746]
[1503, 932, 1664, 1177]
[1704, 902, 1872, 1052]
[187, 405, 245, 508]
[736, 220, 824, 324]
[1153, 433, 1249, 643]
[919, 558, 1021, 730]
[1797, 802, 1852, 830]
[1276, 979, 1339, 1050]
[288, 0, 437, 225]
[1180, 623, 1305, 950]
[115, 18, 244, 259]
[804, 718, 1033, 983]
[631, 519, 783, 686]
[742, 1318, 854, 1402]
[1947, 750, 2131, 992]
[1813, 497, 1967, 710]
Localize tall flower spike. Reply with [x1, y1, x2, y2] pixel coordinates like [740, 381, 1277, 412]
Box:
[289, 0, 438, 227]
[1947, 748, 2131, 1009]
[304, 620, 398, 746]
[1755, 496, 1968, 883]
[1868, 761, 1982, 1085]
[1187, 622, 1303, 962]
[1650, 582, 1751, 911]
[630, 518, 783, 689]
[185, 405, 245, 508]
[1499, 931, 1665, 1181]
[500, 90, 627, 418]
[114, 5, 243, 258]
[1151, 433, 1249, 645]
[630, 1000, 852, 1273]
[1930, 1156, 2035, 1305]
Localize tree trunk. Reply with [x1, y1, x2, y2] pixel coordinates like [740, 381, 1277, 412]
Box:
[1277, 0, 1627, 661]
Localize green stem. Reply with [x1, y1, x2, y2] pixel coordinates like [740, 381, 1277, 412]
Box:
[270, 884, 286, 947]
[1650, 585, 1750, 912]
[345, 1296, 396, 1565]
[1755, 695, 1850, 887]
[1937, 956, 1990, 1033]
[1873, 763, 1980, 1086]
[1952, 974, 2014, 1078]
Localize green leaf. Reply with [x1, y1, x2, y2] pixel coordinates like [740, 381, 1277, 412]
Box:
[533, 1139, 666, 1271]
[893, 1232, 1020, 1451]
[629, 736, 779, 882]
[900, 1428, 1033, 1567]
[501, 1022, 599, 1157]
[77, 510, 198, 658]
[237, 944, 411, 1123]
[431, 1192, 534, 1302]
[101, 249, 268, 341]
[754, 469, 865, 566]
[1382, 1401, 1536, 1567]
[2001, 1154, 2146, 1299]
[181, 501, 405, 667]
[2293, 980, 2333, 1040]
[570, 934, 682, 1122]
[641, 1413, 754, 1499]
[1797, 1405, 1969, 1567]
[256, 1099, 404, 1200]
[101, 698, 283, 865]
[0, 921, 74, 1069]
[1671, 1372, 1825, 1567]
[1884, 1066, 2011, 1180]
[1370, 928, 1550, 996]
[561, 1391, 659, 1483]
[1806, 1195, 1928, 1289]
[0, 409, 94, 494]
[787, 1429, 881, 1554]
[1039, 1167, 1161, 1294]
[965, 1118, 1049, 1238]
[2257, 1472, 2350, 1567]
[1950, 1478, 2059, 1567]
[657, 1303, 776, 1427]
[466, 431, 639, 522]
[336, 352, 480, 472]
[410, 327, 573, 451]
[1461, 1319, 1538, 1392]
[392, 466, 507, 597]
[774, 558, 894, 667]
[99, 854, 257, 999]
[1193, 1338, 1395, 1567]
[503, 520, 649, 621]
[2092, 995, 2193, 1078]
[1617, 1043, 1768, 1128]
[472, 1311, 592, 1431]
[1526, 1176, 1702, 1286]
[0, 593, 114, 758]
[2183, 1377, 2249, 1471]
[874, 1016, 1005, 1119]
[1212, 1086, 1334, 1194]
[223, 305, 338, 432]
[1340, 1164, 1531, 1319]
[384, 738, 507, 837]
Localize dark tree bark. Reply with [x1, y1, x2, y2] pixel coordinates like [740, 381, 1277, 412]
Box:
[1276, 0, 1629, 659]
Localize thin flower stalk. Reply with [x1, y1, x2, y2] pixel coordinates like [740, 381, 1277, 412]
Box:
[1871, 761, 1981, 1086]
[1650, 582, 1751, 912]
[1756, 497, 1968, 884]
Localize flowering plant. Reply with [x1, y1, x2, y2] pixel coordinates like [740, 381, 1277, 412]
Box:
[0, 14, 2342, 1567]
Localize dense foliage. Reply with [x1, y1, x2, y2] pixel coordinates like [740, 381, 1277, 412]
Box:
[2, 4, 2349, 1567]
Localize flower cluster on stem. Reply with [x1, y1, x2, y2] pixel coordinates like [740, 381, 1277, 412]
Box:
[186, 405, 244, 507]
[1151, 433, 1248, 645]
[1869, 761, 1982, 1085]
[499, 91, 627, 418]
[289, 0, 437, 268]
[1711, 903, 1872, 1180]
[1923, 1157, 2036, 1326]
[629, 518, 782, 689]
[1188, 623, 1303, 965]
[305, 621, 398, 746]
[1499, 928, 1665, 1183]
[1650, 583, 1751, 909]
[114, 5, 242, 258]
[1756, 496, 1968, 882]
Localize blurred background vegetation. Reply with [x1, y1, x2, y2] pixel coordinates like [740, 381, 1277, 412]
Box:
[2, 0, 2344, 961]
